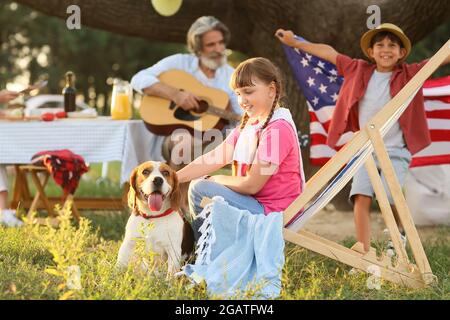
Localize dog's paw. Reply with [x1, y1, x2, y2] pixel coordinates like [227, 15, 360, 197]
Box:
[114, 260, 128, 273]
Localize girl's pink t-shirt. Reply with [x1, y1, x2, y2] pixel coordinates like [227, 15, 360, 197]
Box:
[225, 119, 302, 214]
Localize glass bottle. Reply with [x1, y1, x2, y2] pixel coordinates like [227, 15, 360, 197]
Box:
[62, 71, 76, 112]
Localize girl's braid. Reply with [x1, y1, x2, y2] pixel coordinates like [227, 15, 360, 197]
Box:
[261, 90, 279, 131]
[257, 86, 279, 148]
[239, 112, 250, 130]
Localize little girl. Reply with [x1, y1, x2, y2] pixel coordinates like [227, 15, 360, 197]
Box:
[177, 57, 305, 239]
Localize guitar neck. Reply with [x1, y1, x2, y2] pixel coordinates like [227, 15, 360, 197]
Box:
[207, 105, 241, 122]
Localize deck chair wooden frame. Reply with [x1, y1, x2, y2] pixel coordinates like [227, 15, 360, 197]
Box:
[201, 40, 450, 289]
[13, 164, 81, 226]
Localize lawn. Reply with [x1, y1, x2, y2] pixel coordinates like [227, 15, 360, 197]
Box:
[0, 162, 449, 300]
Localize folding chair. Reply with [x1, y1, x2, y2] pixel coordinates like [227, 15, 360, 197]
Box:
[13, 164, 80, 225]
[201, 40, 450, 289]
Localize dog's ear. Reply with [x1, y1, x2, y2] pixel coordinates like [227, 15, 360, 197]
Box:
[170, 172, 182, 212]
[128, 167, 139, 213]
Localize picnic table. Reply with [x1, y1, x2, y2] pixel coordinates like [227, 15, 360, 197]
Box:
[0, 116, 160, 210]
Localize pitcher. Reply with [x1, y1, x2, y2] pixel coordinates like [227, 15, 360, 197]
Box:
[111, 79, 132, 120]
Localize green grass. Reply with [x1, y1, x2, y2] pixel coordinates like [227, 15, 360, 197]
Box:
[1, 215, 448, 300]
[1, 163, 449, 299]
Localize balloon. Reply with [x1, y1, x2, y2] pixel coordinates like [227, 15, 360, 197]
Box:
[151, 0, 183, 17]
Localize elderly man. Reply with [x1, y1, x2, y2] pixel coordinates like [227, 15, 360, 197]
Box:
[131, 16, 242, 169]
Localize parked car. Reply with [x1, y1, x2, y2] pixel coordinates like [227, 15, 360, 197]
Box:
[24, 94, 90, 116]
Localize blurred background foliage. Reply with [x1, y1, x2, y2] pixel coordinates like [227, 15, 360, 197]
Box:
[0, 1, 186, 114]
[0, 0, 448, 114]
[407, 21, 450, 77]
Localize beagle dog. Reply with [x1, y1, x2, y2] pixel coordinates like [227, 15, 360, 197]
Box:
[116, 161, 194, 274]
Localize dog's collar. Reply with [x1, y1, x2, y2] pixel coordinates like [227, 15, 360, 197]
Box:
[139, 207, 175, 219]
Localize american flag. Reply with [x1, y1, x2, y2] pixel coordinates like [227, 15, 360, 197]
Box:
[410, 76, 450, 167]
[282, 38, 450, 168]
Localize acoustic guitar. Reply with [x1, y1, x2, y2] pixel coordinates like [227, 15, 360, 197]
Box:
[139, 70, 242, 136]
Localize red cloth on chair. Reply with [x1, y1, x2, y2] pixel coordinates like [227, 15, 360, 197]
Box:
[31, 149, 89, 195]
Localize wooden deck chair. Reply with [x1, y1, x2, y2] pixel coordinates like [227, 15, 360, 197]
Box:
[201, 40, 450, 289]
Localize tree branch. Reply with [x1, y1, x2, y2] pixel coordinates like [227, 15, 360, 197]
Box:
[13, 0, 450, 57]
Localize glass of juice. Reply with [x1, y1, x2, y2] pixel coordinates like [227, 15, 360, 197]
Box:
[111, 79, 132, 120]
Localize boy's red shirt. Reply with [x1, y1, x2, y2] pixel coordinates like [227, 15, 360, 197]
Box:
[327, 54, 430, 155]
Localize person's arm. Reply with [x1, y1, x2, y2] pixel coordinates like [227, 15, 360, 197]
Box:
[0, 90, 19, 103]
[130, 54, 200, 110]
[275, 29, 339, 65]
[177, 140, 235, 183]
[209, 160, 277, 195]
[144, 83, 200, 111]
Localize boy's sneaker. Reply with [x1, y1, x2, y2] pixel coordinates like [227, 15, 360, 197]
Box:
[0, 209, 23, 227]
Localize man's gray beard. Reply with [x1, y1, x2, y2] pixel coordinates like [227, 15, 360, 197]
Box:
[199, 54, 227, 70]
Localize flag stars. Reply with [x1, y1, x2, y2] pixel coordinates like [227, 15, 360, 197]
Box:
[319, 83, 328, 94]
[307, 77, 315, 87]
[331, 92, 339, 102]
[312, 97, 319, 106]
[317, 61, 325, 69]
[313, 67, 323, 75]
[300, 57, 309, 67]
[327, 75, 337, 83]
[330, 69, 338, 76]
[305, 53, 312, 61]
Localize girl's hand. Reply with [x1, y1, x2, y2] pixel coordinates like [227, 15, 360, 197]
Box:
[275, 29, 296, 47]
[205, 175, 218, 183]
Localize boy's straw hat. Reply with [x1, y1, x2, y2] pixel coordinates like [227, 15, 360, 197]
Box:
[360, 23, 411, 61]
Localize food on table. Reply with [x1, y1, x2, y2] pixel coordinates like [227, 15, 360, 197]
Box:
[41, 112, 55, 121]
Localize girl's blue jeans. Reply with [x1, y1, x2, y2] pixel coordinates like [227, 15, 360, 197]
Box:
[188, 178, 265, 241]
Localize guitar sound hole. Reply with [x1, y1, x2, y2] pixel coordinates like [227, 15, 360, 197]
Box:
[170, 100, 209, 122]
[173, 108, 201, 121]
[196, 100, 209, 113]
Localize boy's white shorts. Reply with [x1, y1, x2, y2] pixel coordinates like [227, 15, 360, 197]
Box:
[349, 147, 411, 205]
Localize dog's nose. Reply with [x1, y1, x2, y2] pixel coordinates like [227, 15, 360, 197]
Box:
[153, 176, 164, 187]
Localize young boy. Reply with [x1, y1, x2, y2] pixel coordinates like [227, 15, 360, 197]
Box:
[0, 89, 21, 226]
[276, 23, 450, 252]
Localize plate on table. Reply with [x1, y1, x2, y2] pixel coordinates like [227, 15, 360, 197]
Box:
[0, 115, 40, 121]
[67, 109, 98, 119]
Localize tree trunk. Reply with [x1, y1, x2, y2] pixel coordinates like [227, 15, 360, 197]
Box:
[15, 0, 450, 209]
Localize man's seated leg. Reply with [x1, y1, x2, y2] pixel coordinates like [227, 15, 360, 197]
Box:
[163, 130, 198, 215]
[0, 165, 22, 227]
[0, 165, 9, 210]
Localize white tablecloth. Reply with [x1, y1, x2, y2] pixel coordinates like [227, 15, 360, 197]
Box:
[0, 117, 165, 184]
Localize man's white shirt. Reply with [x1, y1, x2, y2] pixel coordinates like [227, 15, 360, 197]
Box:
[131, 53, 242, 115]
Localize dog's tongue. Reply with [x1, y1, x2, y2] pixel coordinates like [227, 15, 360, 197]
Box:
[148, 192, 163, 211]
